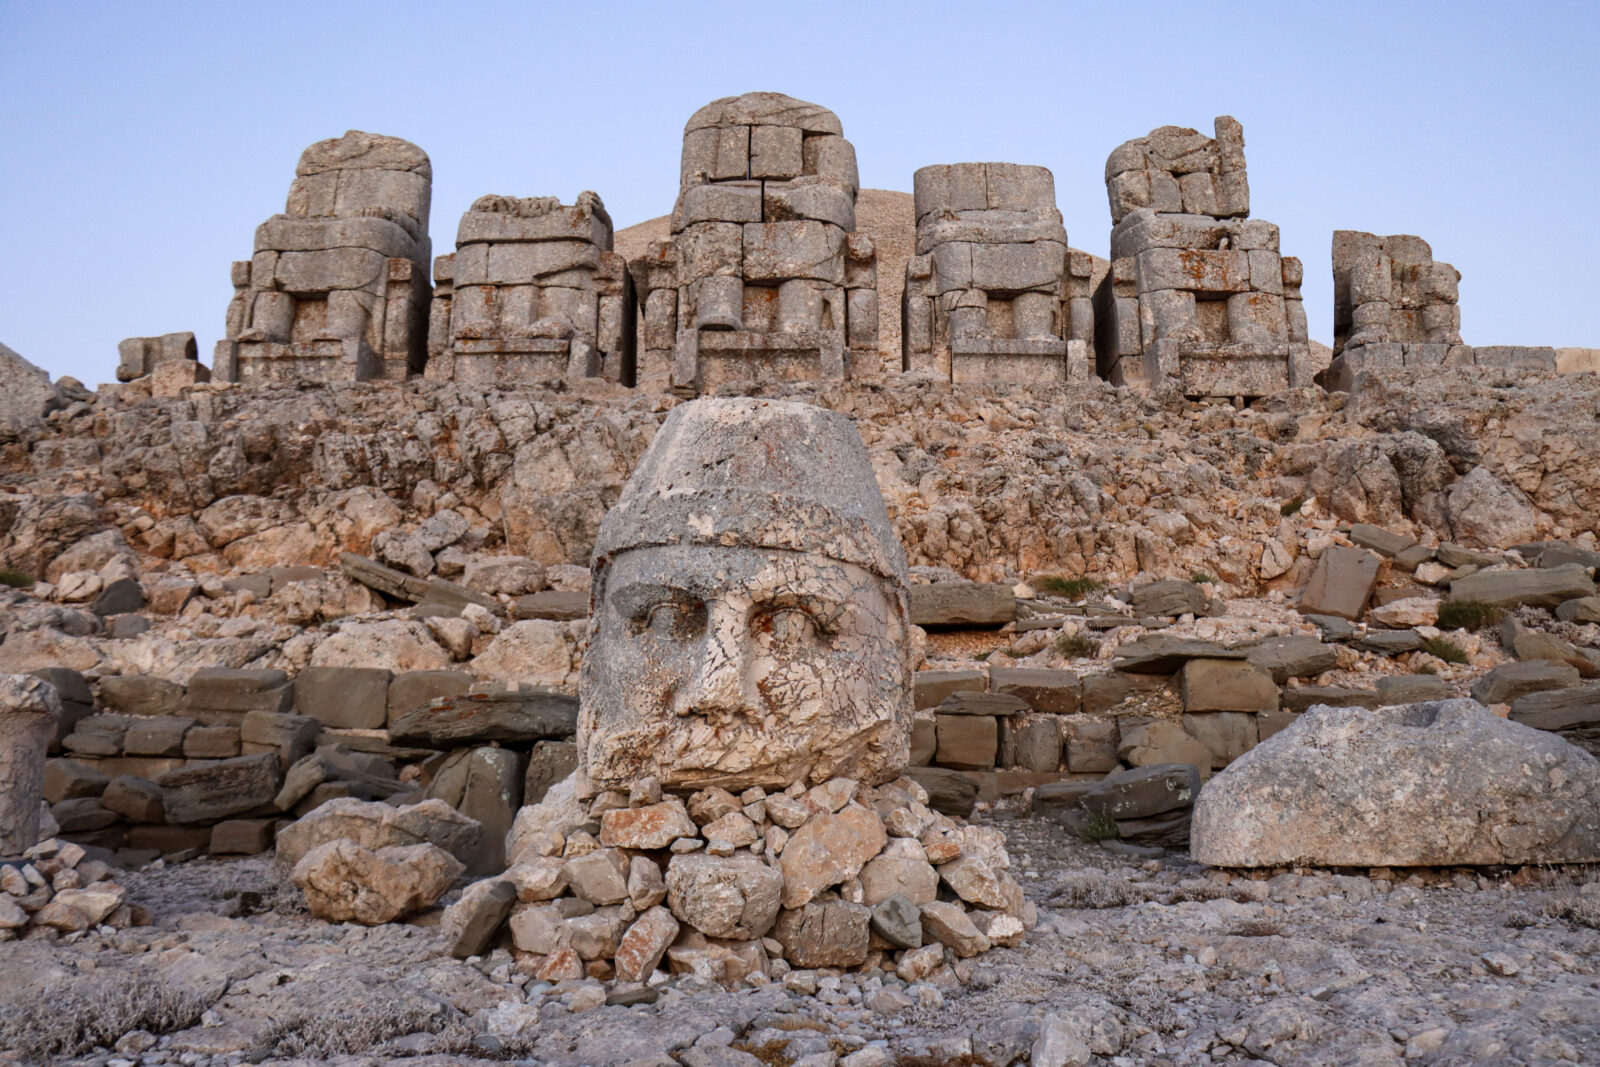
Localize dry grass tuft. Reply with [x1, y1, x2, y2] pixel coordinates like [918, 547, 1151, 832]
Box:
[0, 977, 213, 1059]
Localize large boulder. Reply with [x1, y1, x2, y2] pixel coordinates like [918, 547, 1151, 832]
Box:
[1191, 699, 1600, 867]
[291, 840, 463, 924]
[276, 797, 482, 867]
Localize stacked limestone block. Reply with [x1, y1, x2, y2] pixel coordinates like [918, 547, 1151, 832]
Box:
[116, 332, 210, 395]
[216, 130, 433, 385]
[427, 192, 635, 386]
[1094, 117, 1312, 397]
[903, 163, 1094, 384]
[444, 773, 1032, 989]
[1325, 231, 1556, 390]
[628, 93, 879, 393]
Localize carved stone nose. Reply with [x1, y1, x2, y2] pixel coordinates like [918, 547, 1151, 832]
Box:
[675, 601, 761, 720]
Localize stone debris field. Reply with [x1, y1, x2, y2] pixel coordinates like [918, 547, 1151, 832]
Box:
[1, 90, 1599, 1067]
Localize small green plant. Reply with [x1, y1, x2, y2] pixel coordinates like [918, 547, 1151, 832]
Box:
[1416, 661, 1439, 675]
[1189, 571, 1215, 585]
[1055, 632, 1100, 659]
[1034, 575, 1105, 599]
[1280, 496, 1305, 516]
[1421, 636, 1469, 664]
[974, 649, 992, 662]
[0, 568, 32, 588]
[1435, 599, 1506, 632]
[1076, 808, 1120, 843]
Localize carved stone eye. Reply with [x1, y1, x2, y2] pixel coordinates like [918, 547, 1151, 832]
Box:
[639, 599, 705, 639]
[757, 606, 817, 645]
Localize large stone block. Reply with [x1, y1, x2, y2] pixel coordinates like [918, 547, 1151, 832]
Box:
[1298, 546, 1380, 621]
[1180, 659, 1279, 713]
[909, 583, 1015, 628]
[988, 667, 1079, 714]
[389, 689, 577, 747]
[1081, 763, 1201, 820]
[184, 668, 293, 716]
[1448, 566, 1596, 610]
[935, 714, 998, 771]
[740, 221, 845, 284]
[1192, 700, 1600, 867]
[387, 670, 473, 727]
[294, 666, 391, 729]
[159, 753, 282, 825]
[276, 797, 482, 868]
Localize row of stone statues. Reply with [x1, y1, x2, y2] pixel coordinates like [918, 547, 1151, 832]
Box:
[180, 92, 1549, 399]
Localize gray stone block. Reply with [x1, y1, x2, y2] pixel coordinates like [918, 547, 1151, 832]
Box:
[1298, 546, 1380, 621]
[1180, 659, 1280, 713]
[159, 753, 282, 826]
[390, 689, 577, 748]
[294, 666, 392, 729]
[1246, 636, 1337, 685]
[387, 670, 473, 727]
[934, 715, 997, 771]
[909, 583, 1015, 628]
[987, 667, 1080, 714]
[1448, 565, 1596, 610]
[95, 675, 184, 716]
[1471, 661, 1581, 706]
[184, 668, 293, 716]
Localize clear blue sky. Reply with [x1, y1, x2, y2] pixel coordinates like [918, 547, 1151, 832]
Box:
[3, 1, 1596, 386]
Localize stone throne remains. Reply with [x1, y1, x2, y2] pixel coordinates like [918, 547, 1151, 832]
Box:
[628, 93, 880, 394]
[1095, 116, 1312, 397]
[577, 397, 912, 796]
[215, 130, 433, 385]
[426, 192, 636, 386]
[902, 163, 1094, 383]
[1323, 230, 1559, 390]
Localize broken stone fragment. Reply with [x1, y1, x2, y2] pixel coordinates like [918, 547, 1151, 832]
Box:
[778, 804, 886, 909]
[0, 677, 62, 852]
[665, 852, 783, 940]
[599, 799, 697, 849]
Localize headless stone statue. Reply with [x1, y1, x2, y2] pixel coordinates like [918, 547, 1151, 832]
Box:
[577, 397, 911, 795]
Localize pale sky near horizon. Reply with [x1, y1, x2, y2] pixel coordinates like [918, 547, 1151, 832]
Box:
[3, 1, 1596, 387]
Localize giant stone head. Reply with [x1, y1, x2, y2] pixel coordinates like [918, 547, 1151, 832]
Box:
[578, 397, 911, 796]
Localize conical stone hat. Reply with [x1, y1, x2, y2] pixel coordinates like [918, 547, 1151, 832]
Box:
[592, 397, 906, 584]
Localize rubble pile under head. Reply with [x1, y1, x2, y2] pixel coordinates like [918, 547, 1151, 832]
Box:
[445, 771, 1033, 989]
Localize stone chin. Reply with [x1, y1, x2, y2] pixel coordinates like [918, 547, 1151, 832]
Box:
[577, 543, 911, 795]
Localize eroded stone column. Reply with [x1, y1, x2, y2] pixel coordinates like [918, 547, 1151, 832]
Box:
[0, 675, 61, 855]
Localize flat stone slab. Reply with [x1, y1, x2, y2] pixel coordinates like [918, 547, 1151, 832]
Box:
[389, 689, 578, 747]
[1113, 636, 1246, 674]
[1281, 686, 1379, 712]
[1192, 699, 1600, 867]
[909, 582, 1016, 628]
[934, 692, 1029, 717]
[1471, 661, 1581, 706]
[511, 590, 588, 621]
[1245, 636, 1336, 684]
[987, 667, 1081, 714]
[1298, 546, 1380, 621]
[1447, 565, 1596, 610]
[1511, 686, 1600, 758]
[1354, 630, 1423, 655]
[912, 670, 987, 710]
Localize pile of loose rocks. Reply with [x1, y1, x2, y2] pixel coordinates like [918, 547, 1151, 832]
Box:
[0, 836, 144, 939]
[441, 773, 1033, 994]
